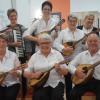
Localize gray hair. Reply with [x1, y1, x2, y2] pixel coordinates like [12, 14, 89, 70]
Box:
[84, 14, 95, 20]
[67, 14, 78, 21]
[38, 33, 52, 42]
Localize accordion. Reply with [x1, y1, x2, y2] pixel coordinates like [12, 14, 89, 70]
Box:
[13, 29, 25, 57]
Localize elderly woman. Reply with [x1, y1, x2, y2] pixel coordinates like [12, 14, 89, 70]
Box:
[6, 8, 28, 98]
[0, 33, 20, 100]
[23, 1, 59, 49]
[24, 33, 68, 100]
[77, 14, 99, 36]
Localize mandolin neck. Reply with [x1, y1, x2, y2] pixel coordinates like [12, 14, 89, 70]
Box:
[48, 19, 65, 34]
[47, 60, 66, 72]
[86, 61, 100, 71]
[90, 61, 100, 69]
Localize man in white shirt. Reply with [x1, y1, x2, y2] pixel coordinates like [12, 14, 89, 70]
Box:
[0, 33, 20, 100]
[53, 15, 85, 100]
[68, 33, 100, 100]
[24, 33, 68, 100]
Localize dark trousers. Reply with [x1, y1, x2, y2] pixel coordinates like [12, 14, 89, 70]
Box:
[65, 72, 72, 100]
[0, 83, 20, 100]
[33, 82, 64, 100]
[70, 78, 100, 100]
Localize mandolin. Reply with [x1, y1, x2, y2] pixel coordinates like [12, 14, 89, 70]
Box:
[38, 19, 65, 35]
[72, 60, 100, 85]
[62, 28, 100, 56]
[29, 60, 67, 88]
[0, 63, 27, 85]
[62, 31, 96, 56]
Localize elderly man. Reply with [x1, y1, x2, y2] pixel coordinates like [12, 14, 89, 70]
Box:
[24, 33, 68, 100]
[0, 33, 20, 100]
[68, 33, 100, 100]
[53, 15, 85, 100]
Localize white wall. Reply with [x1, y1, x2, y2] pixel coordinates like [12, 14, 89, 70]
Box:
[16, 0, 45, 27]
[15, 0, 31, 27]
[30, 0, 45, 20]
[70, 0, 100, 12]
[0, 0, 12, 28]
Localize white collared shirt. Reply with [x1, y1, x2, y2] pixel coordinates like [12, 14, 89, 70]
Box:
[23, 17, 58, 39]
[68, 50, 100, 80]
[83, 26, 93, 34]
[0, 49, 20, 87]
[53, 28, 85, 61]
[25, 49, 67, 88]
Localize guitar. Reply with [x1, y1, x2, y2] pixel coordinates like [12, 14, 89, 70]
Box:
[29, 60, 67, 88]
[72, 60, 100, 85]
[0, 63, 27, 85]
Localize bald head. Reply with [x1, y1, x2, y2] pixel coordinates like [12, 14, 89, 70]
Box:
[86, 33, 100, 54]
[87, 33, 99, 42]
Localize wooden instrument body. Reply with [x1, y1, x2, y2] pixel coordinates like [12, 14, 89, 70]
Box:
[29, 72, 50, 88]
[29, 60, 66, 88]
[0, 72, 8, 85]
[72, 64, 94, 85]
[62, 42, 75, 56]
[0, 63, 27, 85]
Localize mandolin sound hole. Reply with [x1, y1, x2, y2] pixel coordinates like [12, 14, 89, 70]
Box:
[83, 67, 88, 74]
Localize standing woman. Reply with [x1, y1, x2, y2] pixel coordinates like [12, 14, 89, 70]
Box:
[23, 1, 59, 51]
[0, 33, 20, 100]
[6, 8, 27, 63]
[6, 8, 28, 99]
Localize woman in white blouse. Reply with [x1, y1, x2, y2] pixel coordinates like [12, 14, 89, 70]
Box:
[0, 33, 20, 100]
[23, 1, 59, 46]
[24, 33, 68, 100]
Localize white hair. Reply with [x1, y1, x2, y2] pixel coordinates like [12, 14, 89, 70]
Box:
[38, 33, 52, 42]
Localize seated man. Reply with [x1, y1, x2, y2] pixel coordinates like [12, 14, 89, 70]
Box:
[68, 32, 100, 100]
[24, 33, 68, 100]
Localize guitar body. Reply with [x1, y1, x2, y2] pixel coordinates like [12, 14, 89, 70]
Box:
[72, 64, 94, 85]
[63, 42, 74, 56]
[29, 72, 50, 88]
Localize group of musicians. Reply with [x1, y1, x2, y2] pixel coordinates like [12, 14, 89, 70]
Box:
[0, 1, 100, 100]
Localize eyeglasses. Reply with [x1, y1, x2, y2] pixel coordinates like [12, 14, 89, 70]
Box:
[43, 8, 51, 11]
